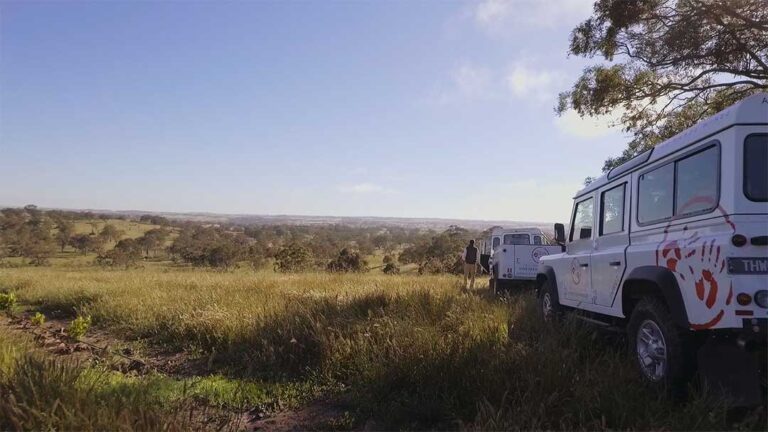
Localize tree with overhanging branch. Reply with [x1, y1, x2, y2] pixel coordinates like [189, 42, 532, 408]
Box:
[557, 0, 768, 173]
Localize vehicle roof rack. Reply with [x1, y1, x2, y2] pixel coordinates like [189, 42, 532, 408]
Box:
[607, 148, 654, 180]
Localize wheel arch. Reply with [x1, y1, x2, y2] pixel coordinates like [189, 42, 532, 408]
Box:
[535, 266, 558, 299]
[622, 266, 689, 328]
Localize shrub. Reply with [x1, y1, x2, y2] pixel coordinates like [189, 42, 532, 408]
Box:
[0, 292, 16, 311]
[168, 226, 250, 268]
[96, 238, 143, 268]
[382, 263, 400, 274]
[31, 312, 45, 326]
[326, 248, 368, 273]
[274, 242, 314, 273]
[67, 315, 92, 340]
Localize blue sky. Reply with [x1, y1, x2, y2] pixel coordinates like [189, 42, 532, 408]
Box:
[0, 0, 626, 222]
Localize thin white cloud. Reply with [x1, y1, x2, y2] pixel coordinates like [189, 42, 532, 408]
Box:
[474, 0, 593, 34]
[453, 64, 494, 99]
[554, 109, 622, 139]
[505, 61, 566, 103]
[427, 63, 496, 105]
[338, 183, 396, 194]
[429, 61, 566, 105]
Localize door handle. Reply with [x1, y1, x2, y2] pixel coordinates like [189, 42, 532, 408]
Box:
[579, 263, 589, 268]
[609, 261, 622, 266]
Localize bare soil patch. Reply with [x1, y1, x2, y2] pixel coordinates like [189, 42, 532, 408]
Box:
[1, 313, 208, 377]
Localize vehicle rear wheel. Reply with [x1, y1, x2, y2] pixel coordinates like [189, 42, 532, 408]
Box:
[539, 278, 560, 322]
[627, 297, 695, 397]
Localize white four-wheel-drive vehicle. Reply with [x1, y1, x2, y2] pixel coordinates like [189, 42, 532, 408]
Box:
[480, 227, 561, 293]
[536, 92, 768, 402]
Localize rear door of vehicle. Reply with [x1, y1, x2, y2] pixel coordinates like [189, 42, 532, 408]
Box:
[514, 243, 562, 279]
[499, 233, 529, 279]
[591, 181, 630, 306]
[512, 244, 538, 279]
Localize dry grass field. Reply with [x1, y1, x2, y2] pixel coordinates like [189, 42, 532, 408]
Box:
[0, 263, 765, 431]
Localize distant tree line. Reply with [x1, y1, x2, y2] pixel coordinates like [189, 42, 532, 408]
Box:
[1, 206, 483, 275]
[0, 205, 174, 266]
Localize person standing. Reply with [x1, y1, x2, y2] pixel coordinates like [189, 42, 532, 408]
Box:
[461, 239, 479, 291]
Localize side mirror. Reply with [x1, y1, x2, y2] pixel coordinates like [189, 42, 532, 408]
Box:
[554, 223, 566, 252]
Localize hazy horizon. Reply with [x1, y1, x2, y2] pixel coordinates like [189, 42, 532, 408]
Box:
[0, 202, 557, 226]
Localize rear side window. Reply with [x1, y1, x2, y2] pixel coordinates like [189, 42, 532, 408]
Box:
[492, 237, 501, 248]
[675, 146, 719, 215]
[503, 234, 530, 245]
[570, 197, 594, 242]
[600, 183, 625, 235]
[744, 134, 768, 202]
[638, 164, 674, 223]
[533, 235, 542, 245]
[638, 144, 720, 224]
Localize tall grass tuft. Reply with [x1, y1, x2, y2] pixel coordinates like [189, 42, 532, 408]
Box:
[0, 333, 238, 431]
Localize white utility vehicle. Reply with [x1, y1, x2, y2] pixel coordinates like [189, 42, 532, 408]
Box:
[537, 92, 767, 402]
[480, 227, 561, 293]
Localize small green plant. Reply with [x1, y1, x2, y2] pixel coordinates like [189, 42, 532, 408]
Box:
[67, 315, 92, 340]
[31, 312, 46, 326]
[0, 292, 17, 311]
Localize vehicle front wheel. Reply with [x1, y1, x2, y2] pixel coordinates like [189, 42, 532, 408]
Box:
[627, 297, 695, 397]
[539, 279, 561, 322]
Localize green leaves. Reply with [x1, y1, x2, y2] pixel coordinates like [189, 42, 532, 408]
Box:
[0, 292, 16, 311]
[67, 315, 92, 340]
[559, 0, 768, 172]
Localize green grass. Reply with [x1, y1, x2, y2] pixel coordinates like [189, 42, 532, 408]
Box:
[0, 331, 236, 431]
[0, 264, 764, 430]
[0, 329, 323, 431]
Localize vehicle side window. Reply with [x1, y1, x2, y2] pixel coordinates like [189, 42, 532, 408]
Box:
[638, 163, 674, 224]
[492, 237, 500, 248]
[600, 183, 625, 235]
[533, 235, 542, 245]
[744, 134, 767, 202]
[503, 234, 530, 245]
[570, 197, 594, 242]
[675, 146, 719, 215]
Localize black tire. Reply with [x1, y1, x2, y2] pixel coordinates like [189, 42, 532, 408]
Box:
[538, 278, 561, 322]
[627, 297, 696, 398]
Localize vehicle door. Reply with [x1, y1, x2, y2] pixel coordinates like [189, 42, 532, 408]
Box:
[509, 234, 539, 279]
[563, 194, 595, 302]
[499, 233, 528, 279]
[591, 181, 630, 306]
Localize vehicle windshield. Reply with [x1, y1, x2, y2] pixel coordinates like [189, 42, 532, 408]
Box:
[744, 134, 768, 202]
[503, 234, 530, 245]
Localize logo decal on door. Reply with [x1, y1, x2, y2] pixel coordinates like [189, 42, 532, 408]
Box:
[531, 247, 548, 263]
[570, 258, 582, 285]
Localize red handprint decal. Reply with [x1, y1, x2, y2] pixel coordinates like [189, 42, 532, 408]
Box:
[655, 196, 735, 330]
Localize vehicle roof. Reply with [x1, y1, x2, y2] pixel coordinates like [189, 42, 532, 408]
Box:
[490, 227, 545, 235]
[574, 92, 768, 198]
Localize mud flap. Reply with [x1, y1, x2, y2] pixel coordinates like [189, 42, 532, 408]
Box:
[698, 340, 762, 407]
